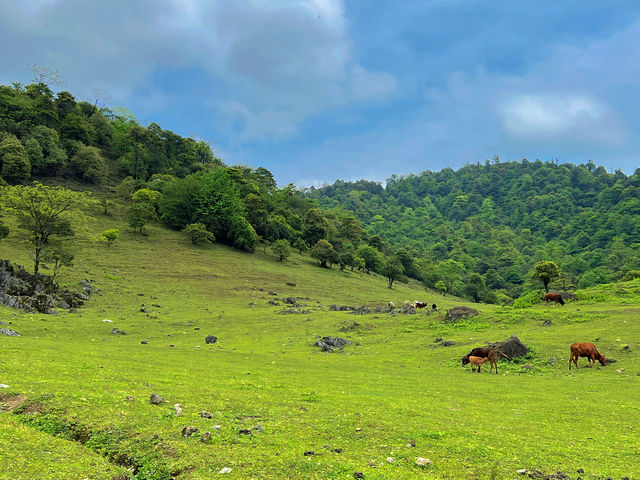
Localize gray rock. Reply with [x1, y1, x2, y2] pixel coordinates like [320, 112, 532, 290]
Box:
[606, 358, 617, 364]
[238, 429, 253, 436]
[434, 337, 443, 343]
[354, 472, 365, 479]
[181, 426, 198, 437]
[543, 319, 552, 326]
[200, 411, 213, 418]
[286, 282, 296, 286]
[350, 306, 371, 315]
[59, 300, 70, 309]
[268, 291, 277, 295]
[205, 335, 218, 344]
[0, 328, 21, 337]
[201, 431, 212, 442]
[315, 336, 351, 352]
[141, 340, 148, 344]
[442, 340, 456, 347]
[444, 306, 479, 323]
[252, 424, 264, 432]
[488, 334, 529, 360]
[150, 394, 164, 405]
[283, 297, 297, 305]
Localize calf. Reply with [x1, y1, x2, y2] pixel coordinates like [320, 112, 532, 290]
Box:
[461, 347, 509, 374]
[468, 355, 489, 373]
[569, 342, 606, 370]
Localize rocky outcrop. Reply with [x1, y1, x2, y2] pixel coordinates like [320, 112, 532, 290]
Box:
[0, 259, 98, 313]
[444, 306, 479, 323]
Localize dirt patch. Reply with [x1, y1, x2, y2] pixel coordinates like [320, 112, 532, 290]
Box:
[19, 402, 44, 414]
[0, 393, 27, 411]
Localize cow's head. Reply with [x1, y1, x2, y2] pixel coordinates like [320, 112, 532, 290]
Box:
[461, 355, 470, 366]
[597, 353, 606, 366]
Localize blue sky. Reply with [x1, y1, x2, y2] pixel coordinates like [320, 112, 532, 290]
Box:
[2, 1, 640, 186]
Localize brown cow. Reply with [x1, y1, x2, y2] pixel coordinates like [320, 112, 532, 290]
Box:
[413, 301, 428, 309]
[461, 347, 510, 374]
[468, 356, 489, 373]
[544, 292, 565, 306]
[569, 342, 606, 370]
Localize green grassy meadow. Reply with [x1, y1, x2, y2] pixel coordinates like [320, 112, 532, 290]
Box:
[1, 210, 639, 479]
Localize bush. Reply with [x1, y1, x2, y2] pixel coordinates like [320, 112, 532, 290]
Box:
[271, 239, 292, 261]
[69, 145, 106, 183]
[184, 223, 215, 246]
[101, 229, 119, 246]
[512, 290, 544, 308]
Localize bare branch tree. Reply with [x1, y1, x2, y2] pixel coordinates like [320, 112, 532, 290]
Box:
[89, 87, 108, 109]
[29, 64, 67, 87]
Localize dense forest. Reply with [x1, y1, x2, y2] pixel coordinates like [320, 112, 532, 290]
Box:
[3, 80, 639, 304]
[305, 160, 640, 300]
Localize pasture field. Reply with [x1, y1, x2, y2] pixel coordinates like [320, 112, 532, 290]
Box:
[0, 211, 639, 479]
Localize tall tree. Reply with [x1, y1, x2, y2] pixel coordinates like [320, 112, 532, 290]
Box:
[531, 261, 560, 293]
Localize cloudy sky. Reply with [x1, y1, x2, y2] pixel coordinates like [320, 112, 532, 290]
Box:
[2, 1, 640, 186]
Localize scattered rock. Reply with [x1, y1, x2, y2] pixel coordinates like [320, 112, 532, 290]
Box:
[315, 336, 351, 352]
[0, 384, 9, 388]
[354, 472, 365, 479]
[286, 282, 296, 287]
[268, 291, 277, 295]
[355, 427, 362, 432]
[548, 358, 556, 365]
[267, 300, 280, 306]
[205, 335, 218, 344]
[543, 319, 552, 326]
[386, 457, 396, 464]
[181, 426, 198, 437]
[368, 461, 375, 467]
[219, 467, 232, 474]
[283, 297, 297, 305]
[303, 450, 314, 456]
[407, 440, 416, 447]
[617, 369, 625, 374]
[488, 334, 529, 360]
[398, 305, 416, 314]
[252, 424, 264, 432]
[141, 340, 148, 344]
[329, 305, 355, 311]
[416, 457, 431, 467]
[331, 448, 342, 453]
[444, 306, 479, 323]
[238, 429, 252, 436]
[622, 344, 631, 351]
[149, 394, 164, 405]
[0, 328, 20, 337]
[606, 358, 617, 364]
[521, 365, 534, 370]
[102, 319, 113, 323]
[248, 302, 255, 307]
[517, 469, 527, 475]
[576, 469, 584, 474]
[212, 425, 221, 430]
[339, 322, 360, 332]
[442, 341, 456, 347]
[59, 300, 70, 309]
[201, 432, 212, 442]
[174, 404, 183, 416]
[434, 338, 443, 343]
[125, 395, 134, 401]
[200, 411, 213, 419]
[350, 306, 371, 315]
[112, 327, 126, 335]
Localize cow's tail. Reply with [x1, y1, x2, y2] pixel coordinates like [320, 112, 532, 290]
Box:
[496, 349, 510, 360]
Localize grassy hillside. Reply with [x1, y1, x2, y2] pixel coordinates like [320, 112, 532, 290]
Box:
[1, 211, 639, 479]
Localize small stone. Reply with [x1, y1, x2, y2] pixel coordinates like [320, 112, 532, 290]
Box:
[219, 467, 232, 474]
[407, 440, 416, 447]
[386, 457, 396, 463]
[174, 404, 183, 416]
[0, 328, 20, 337]
[355, 427, 362, 431]
[238, 429, 252, 436]
[434, 337, 443, 342]
[181, 426, 198, 437]
[442, 340, 456, 347]
[200, 411, 213, 418]
[543, 319, 552, 326]
[212, 425, 221, 430]
[201, 432, 212, 442]
[303, 450, 314, 456]
[125, 395, 134, 401]
[0, 384, 9, 388]
[331, 448, 342, 453]
[353, 472, 365, 479]
[205, 335, 218, 344]
[102, 319, 113, 323]
[149, 394, 163, 405]
[368, 461, 375, 467]
[621, 476, 630, 480]
[252, 424, 264, 432]
[416, 457, 431, 467]
[517, 469, 527, 475]
[576, 469, 584, 474]
[112, 327, 120, 334]
[141, 340, 148, 344]
[169, 344, 175, 347]
[617, 368, 625, 373]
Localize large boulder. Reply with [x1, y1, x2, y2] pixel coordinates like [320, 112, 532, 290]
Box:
[488, 335, 529, 360]
[315, 336, 351, 352]
[444, 306, 479, 323]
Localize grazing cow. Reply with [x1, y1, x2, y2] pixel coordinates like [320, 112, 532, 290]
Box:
[544, 292, 565, 306]
[413, 301, 428, 309]
[388, 301, 395, 308]
[468, 355, 489, 373]
[569, 342, 606, 370]
[461, 347, 509, 374]
[431, 304, 437, 311]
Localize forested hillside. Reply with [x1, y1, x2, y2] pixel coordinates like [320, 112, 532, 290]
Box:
[306, 160, 640, 300]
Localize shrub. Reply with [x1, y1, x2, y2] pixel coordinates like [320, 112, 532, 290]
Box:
[102, 229, 119, 246]
[184, 223, 215, 246]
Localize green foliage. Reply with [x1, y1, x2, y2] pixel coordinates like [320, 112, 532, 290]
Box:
[101, 228, 119, 246]
[531, 261, 560, 292]
[0, 134, 31, 182]
[68, 144, 106, 183]
[42, 243, 74, 282]
[292, 237, 308, 255]
[183, 223, 215, 246]
[0, 182, 90, 274]
[382, 257, 403, 288]
[434, 280, 447, 295]
[356, 244, 383, 274]
[311, 239, 337, 268]
[271, 239, 292, 261]
[512, 289, 544, 308]
[128, 189, 159, 235]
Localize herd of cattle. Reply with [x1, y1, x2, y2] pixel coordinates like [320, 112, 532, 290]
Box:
[391, 296, 607, 374]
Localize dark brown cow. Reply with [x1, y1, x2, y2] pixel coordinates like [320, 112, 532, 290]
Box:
[461, 347, 509, 374]
[544, 292, 565, 306]
[569, 342, 606, 370]
[413, 301, 428, 309]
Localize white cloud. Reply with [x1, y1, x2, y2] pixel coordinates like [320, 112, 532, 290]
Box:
[501, 94, 604, 136]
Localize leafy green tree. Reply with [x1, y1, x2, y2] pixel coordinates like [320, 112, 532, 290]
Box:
[464, 273, 489, 302]
[292, 237, 308, 255]
[302, 208, 330, 246]
[577, 268, 609, 289]
[435, 280, 447, 296]
[356, 244, 383, 274]
[0, 182, 90, 275]
[115, 176, 138, 203]
[0, 134, 31, 182]
[229, 216, 258, 252]
[42, 244, 74, 282]
[158, 175, 200, 229]
[128, 189, 160, 235]
[27, 126, 67, 175]
[311, 239, 338, 268]
[0, 221, 8, 240]
[69, 145, 106, 183]
[184, 223, 215, 246]
[271, 239, 292, 261]
[383, 257, 404, 289]
[531, 261, 560, 292]
[101, 228, 119, 246]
